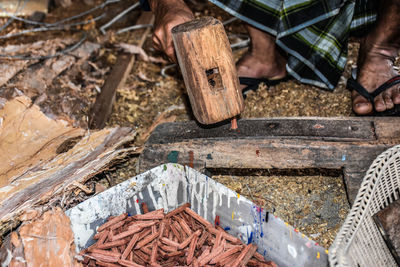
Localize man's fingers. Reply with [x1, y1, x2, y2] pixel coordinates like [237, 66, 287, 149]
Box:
[165, 45, 177, 63]
[153, 37, 161, 51]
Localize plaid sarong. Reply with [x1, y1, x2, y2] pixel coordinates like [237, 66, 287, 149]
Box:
[209, 0, 378, 90]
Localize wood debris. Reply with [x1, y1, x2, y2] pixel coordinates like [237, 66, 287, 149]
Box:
[79, 203, 277, 266]
[0, 96, 137, 236]
[0, 208, 79, 267]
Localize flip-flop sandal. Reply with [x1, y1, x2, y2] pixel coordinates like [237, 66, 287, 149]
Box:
[347, 75, 400, 116]
[239, 76, 291, 97]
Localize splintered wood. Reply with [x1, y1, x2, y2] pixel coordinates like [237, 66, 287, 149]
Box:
[79, 203, 277, 267]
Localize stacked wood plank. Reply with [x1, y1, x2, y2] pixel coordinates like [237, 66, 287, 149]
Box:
[79, 203, 277, 267]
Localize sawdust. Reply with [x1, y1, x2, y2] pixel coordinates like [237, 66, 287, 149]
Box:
[1, 0, 398, 251]
[212, 174, 349, 248]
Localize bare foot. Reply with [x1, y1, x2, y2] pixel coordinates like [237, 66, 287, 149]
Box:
[353, 42, 400, 115]
[237, 24, 287, 91]
[352, 0, 400, 115]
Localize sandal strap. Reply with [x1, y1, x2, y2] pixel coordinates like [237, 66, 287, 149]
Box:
[347, 75, 400, 103]
[370, 75, 400, 98]
[239, 77, 273, 91]
[239, 76, 291, 92]
[346, 77, 374, 103]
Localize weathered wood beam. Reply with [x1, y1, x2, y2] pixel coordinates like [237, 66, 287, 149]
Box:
[139, 117, 400, 203]
[89, 11, 154, 129]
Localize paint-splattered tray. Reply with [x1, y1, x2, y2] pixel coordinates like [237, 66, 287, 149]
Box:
[66, 163, 328, 267]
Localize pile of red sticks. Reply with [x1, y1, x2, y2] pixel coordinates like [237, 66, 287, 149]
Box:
[79, 203, 277, 267]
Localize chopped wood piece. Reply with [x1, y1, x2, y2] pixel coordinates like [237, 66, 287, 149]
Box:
[231, 117, 238, 130]
[135, 232, 159, 249]
[96, 261, 120, 267]
[141, 203, 149, 214]
[118, 259, 144, 267]
[133, 209, 164, 220]
[165, 203, 191, 218]
[210, 245, 242, 264]
[94, 230, 109, 247]
[186, 235, 198, 265]
[198, 244, 224, 266]
[158, 242, 178, 253]
[161, 237, 180, 248]
[231, 243, 255, 267]
[79, 203, 276, 267]
[197, 247, 211, 263]
[174, 215, 192, 236]
[197, 231, 210, 249]
[121, 234, 140, 260]
[184, 207, 213, 228]
[169, 221, 183, 242]
[158, 220, 166, 238]
[128, 221, 157, 229]
[110, 220, 126, 231]
[89, 252, 119, 263]
[178, 229, 201, 250]
[97, 213, 128, 232]
[214, 230, 223, 248]
[208, 226, 242, 244]
[110, 228, 142, 242]
[140, 245, 152, 255]
[150, 239, 158, 263]
[239, 244, 258, 267]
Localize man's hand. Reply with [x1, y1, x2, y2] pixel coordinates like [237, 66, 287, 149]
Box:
[149, 0, 194, 62]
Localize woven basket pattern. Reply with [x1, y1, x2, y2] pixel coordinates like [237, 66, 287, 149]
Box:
[329, 145, 400, 266]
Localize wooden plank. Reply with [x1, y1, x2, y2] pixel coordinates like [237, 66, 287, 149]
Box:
[146, 118, 376, 144]
[139, 117, 400, 203]
[89, 12, 154, 129]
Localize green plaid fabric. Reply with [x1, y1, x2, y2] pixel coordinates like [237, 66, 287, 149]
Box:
[209, 0, 378, 90]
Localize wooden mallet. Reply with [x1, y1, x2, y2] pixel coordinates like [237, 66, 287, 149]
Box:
[172, 16, 244, 125]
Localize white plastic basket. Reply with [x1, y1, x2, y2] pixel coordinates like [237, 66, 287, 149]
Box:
[329, 144, 400, 266]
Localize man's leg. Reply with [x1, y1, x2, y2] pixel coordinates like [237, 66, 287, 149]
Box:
[353, 0, 400, 114]
[236, 24, 287, 90]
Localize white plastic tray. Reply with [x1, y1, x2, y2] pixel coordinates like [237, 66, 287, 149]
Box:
[66, 163, 328, 267]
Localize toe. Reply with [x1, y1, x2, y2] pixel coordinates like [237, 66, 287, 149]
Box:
[393, 87, 400, 104]
[382, 91, 394, 110]
[352, 92, 373, 115]
[374, 94, 387, 112]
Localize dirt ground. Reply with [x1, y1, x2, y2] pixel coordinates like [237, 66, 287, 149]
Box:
[1, 0, 399, 250]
